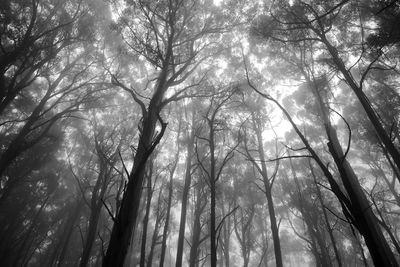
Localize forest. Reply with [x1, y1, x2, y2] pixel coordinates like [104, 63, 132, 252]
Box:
[1, 0, 400, 266]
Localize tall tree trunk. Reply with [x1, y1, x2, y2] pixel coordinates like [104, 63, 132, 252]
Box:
[189, 185, 206, 267]
[221, 201, 231, 267]
[307, 74, 399, 267]
[102, 99, 167, 267]
[250, 115, 283, 267]
[310, 163, 342, 267]
[176, 111, 196, 267]
[147, 187, 164, 267]
[318, 32, 400, 176]
[140, 168, 154, 267]
[56, 199, 83, 267]
[160, 117, 181, 267]
[79, 148, 113, 267]
[209, 119, 217, 267]
[103, 20, 173, 264]
[159, 175, 173, 267]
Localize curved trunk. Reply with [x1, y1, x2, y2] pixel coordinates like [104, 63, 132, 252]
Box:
[320, 33, 400, 177]
[102, 105, 165, 267]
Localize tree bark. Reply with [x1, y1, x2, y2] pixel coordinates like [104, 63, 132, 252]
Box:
[176, 112, 196, 267]
[147, 187, 163, 267]
[189, 185, 206, 267]
[140, 164, 154, 267]
[160, 118, 181, 267]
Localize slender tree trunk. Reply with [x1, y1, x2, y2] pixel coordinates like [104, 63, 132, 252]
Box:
[147, 188, 163, 267]
[209, 120, 217, 267]
[80, 151, 113, 267]
[319, 33, 400, 176]
[189, 185, 205, 267]
[221, 201, 231, 267]
[159, 174, 173, 267]
[140, 170, 154, 267]
[47, 200, 81, 267]
[176, 112, 196, 267]
[233, 210, 252, 267]
[80, 204, 102, 267]
[310, 164, 342, 267]
[263, 187, 282, 267]
[56, 200, 83, 267]
[160, 118, 181, 267]
[251, 115, 283, 267]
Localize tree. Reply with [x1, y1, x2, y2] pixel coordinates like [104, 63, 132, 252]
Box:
[195, 88, 238, 267]
[103, 1, 227, 265]
[252, 0, 400, 181]
[241, 104, 283, 267]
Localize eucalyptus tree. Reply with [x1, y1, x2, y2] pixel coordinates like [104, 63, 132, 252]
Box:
[188, 171, 208, 267]
[139, 156, 157, 267]
[281, 159, 338, 267]
[75, 124, 123, 267]
[103, 0, 231, 264]
[195, 87, 239, 267]
[251, 0, 400, 178]
[175, 101, 198, 267]
[238, 92, 283, 266]
[159, 106, 183, 267]
[248, 1, 400, 264]
[0, 0, 107, 187]
[0, 0, 94, 114]
[241, 65, 399, 265]
[231, 171, 258, 267]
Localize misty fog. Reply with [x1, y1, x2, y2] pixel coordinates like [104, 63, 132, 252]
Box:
[1, 0, 400, 266]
